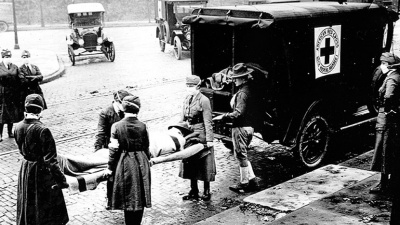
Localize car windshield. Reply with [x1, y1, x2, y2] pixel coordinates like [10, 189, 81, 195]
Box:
[70, 12, 102, 27]
[174, 3, 205, 22]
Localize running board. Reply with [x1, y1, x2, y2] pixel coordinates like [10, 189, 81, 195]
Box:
[339, 117, 376, 131]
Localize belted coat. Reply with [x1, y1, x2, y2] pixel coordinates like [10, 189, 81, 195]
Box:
[0, 62, 24, 123]
[179, 92, 216, 181]
[14, 119, 69, 225]
[19, 63, 47, 109]
[107, 117, 152, 211]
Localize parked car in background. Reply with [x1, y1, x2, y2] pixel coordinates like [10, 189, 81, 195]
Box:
[155, 0, 207, 60]
[0, 2, 12, 32]
[184, 1, 398, 168]
[66, 2, 115, 66]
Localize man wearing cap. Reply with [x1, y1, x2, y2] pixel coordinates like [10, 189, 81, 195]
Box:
[180, 74, 216, 201]
[103, 95, 151, 225]
[370, 52, 400, 194]
[19, 50, 47, 110]
[214, 63, 260, 193]
[14, 94, 69, 225]
[94, 90, 132, 151]
[0, 49, 24, 142]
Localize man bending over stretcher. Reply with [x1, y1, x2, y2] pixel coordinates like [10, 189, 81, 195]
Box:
[149, 122, 207, 166]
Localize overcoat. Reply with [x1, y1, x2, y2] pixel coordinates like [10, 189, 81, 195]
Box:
[108, 117, 152, 211]
[371, 70, 400, 174]
[179, 92, 216, 181]
[19, 63, 47, 109]
[94, 103, 123, 150]
[0, 62, 24, 123]
[14, 119, 69, 225]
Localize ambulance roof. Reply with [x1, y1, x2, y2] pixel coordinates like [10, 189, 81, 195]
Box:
[183, 2, 385, 28]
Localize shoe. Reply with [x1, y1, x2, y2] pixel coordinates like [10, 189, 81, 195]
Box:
[8, 133, 14, 138]
[182, 190, 199, 201]
[370, 182, 386, 193]
[201, 192, 211, 201]
[248, 177, 261, 191]
[229, 182, 250, 193]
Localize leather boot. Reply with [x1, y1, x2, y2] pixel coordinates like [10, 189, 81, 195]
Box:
[7, 123, 13, 138]
[183, 179, 199, 200]
[202, 182, 211, 201]
[370, 173, 389, 193]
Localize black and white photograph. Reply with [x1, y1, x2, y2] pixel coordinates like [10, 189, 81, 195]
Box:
[1, 0, 400, 224]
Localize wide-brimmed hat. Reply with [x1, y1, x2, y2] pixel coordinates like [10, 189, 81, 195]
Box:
[231, 63, 254, 79]
[1, 49, 11, 58]
[168, 122, 193, 136]
[21, 50, 31, 58]
[25, 94, 44, 110]
[122, 95, 141, 113]
[186, 75, 201, 86]
[380, 52, 400, 65]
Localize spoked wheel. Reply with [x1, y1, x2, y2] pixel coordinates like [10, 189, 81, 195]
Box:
[159, 32, 165, 52]
[0, 21, 8, 32]
[173, 36, 182, 60]
[108, 42, 115, 62]
[298, 115, 331, 168]
[68, 46, 75, 66]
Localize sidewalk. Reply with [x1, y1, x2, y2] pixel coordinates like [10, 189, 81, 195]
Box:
[196, 150, 393, 225]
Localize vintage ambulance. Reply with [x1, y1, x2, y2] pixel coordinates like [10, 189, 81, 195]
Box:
[183, 2, 398, 167]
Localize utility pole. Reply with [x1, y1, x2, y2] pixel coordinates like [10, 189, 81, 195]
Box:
[12, 0, 19, 49]
[39, 0, 45, 27]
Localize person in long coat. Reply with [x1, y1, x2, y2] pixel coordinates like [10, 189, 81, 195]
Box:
[19, 50, 47, 109]
[180, 75, 216, 201]
[14, 94, 69, 225]
[0, 49, 24, 142]
[370, 52, 400, 193]
[95, 90, 132, 210]
[103, 95, 151, 225]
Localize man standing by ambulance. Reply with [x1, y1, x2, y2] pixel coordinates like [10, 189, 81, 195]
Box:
[213, 63, 260, 193]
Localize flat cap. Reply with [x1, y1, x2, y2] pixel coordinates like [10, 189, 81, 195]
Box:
[186, 75, 201, 85]
[25, 94, 44, 110]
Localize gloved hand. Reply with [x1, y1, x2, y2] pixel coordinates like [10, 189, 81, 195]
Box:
[103, 169, 113, 179]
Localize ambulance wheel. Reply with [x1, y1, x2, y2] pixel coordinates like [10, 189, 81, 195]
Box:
[68, 46, 75, 66]
[297, 115, 332, 168]
[173, 36, 182, 60]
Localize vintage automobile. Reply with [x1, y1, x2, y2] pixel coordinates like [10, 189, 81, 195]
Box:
[155, 0, 207, 60]
[0, 2, 12, 32]
[183, 2, 398, 168]
[66, 3, 115, 66]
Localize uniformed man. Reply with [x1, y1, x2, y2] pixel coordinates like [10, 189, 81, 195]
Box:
[214, 63, 260, 193]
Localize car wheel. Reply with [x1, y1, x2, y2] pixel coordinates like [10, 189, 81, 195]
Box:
[173, 36, 182, 60]
[68, 46, 75, 66]
[108, 42, 115, 62]
[297, 115, 332, 168]
[159, 32, 165, 52]
[0, 21, 8, 32]
[163, 21, 170, 43]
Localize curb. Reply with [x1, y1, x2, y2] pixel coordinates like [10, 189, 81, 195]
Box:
[41, 55, 65, 84]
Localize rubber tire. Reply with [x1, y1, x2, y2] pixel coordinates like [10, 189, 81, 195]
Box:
[159, 32, 165, 52]
[297, 115, 331, 168]
[163, 21, 170, 44]
[0, 21, 8, 32]
[108, 42, 115, 62]
[173, 36, 182, 60]
[68, 46, 75, 66]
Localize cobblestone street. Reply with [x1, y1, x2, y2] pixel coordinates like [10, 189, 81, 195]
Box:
[0, 26, 299, 224]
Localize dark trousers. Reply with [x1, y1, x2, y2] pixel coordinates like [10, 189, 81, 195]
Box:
[124, 210, 144, 225]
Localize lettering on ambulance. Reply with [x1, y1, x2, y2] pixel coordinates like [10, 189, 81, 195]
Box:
[314, 25, 341, 78]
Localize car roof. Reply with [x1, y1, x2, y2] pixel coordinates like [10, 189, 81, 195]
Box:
[184, 2, 385, 28]
[67, 3, 105, 14]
